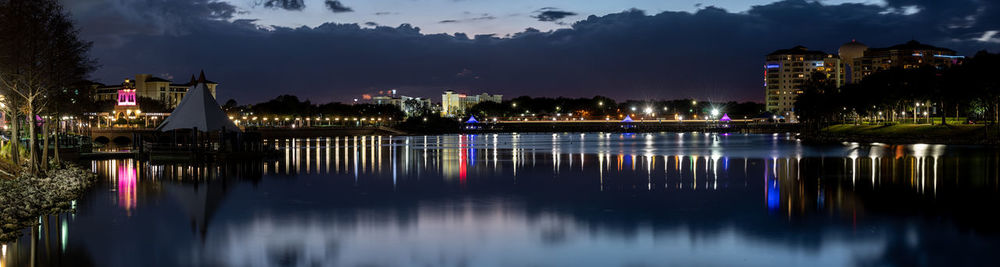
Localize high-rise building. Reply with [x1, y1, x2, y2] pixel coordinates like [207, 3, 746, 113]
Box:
[91, 72, 218, 108]
[840, 40, 963, 84]
[441, 90, 502, 117]
[764, 46, 843, 117]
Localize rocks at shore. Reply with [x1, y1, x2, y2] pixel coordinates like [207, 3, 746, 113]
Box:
[0, 165, 97, 242]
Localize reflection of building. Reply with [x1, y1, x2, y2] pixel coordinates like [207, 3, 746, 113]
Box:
[92, 72, 218, 108]
[764, 46, 843, 116]
[441, 90, 502, 117]
[840, 40, 963, 84]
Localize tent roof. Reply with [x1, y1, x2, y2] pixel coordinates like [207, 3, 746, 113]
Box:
[720, 113, 732, 122]
[621, 115, 634, 123]
[155, 80, 240, 132]
[465, 115, 479, 123]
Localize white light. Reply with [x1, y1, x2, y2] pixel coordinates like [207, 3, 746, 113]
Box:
[711, 109, 719, 117]
[643, 107, 652, 114]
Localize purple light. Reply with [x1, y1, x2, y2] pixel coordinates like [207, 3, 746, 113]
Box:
[621, 115, 633, 123]
[720, 113, 731, 122]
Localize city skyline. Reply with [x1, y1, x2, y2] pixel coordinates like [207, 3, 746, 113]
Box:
[68, 0, 1000, 104]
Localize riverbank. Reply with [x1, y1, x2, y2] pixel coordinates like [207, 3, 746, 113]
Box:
[801, 124, 997, 145]
[0, 165, 98, 242]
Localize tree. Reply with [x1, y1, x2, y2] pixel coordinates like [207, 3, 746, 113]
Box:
[222, 99, 238, 111]
[794, 71, 838, 126]
[0, 0, 94, 173]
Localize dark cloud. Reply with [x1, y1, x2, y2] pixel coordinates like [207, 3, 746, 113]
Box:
[261, 0, 305, 11]
[533, 8, 576, 22]
[69, 0, 1000, 104]
[363, 21, 378, 27]
[374, 11, 394, 16]
[60, 0, 236, 46]
[438, 13, 496, 24]
[324, 0, 352, 13]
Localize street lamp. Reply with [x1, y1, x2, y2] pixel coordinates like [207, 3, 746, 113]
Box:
[710, 109, 719, 118]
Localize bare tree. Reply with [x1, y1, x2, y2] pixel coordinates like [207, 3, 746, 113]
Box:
[0, 0, 94, 174]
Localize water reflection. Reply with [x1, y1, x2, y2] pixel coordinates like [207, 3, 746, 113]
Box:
[2, 133, 999, 266]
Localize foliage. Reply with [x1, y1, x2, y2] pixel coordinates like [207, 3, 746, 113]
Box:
[241, 94, 406, 119]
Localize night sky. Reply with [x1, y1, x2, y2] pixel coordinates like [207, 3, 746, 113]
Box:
[64, 0, 1000, 104]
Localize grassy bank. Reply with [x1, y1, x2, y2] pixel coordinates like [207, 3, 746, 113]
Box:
[0, 165, 98, 242]
[807, 124, 994, 144]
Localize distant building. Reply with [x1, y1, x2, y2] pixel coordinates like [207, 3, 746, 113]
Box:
[372, 93, 433, 116]
[441, 90, 502, 117]
[840, 40, 963, 84]
[764, 46, 843, 117]
[91, 72, 218, 108]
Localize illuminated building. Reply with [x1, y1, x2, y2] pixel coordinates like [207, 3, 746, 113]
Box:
[840, 40, 963, 84]
[764, 46, 843, 117]
[113, 80, 140, 120]
[441, 90, 502, 117]
[371, 91, 433, 116]
[91, 72, 219, 108]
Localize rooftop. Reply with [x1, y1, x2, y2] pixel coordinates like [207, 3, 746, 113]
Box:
[767, 45, 830, 56]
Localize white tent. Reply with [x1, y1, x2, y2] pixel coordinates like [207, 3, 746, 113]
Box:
[155, 75, 240, 132]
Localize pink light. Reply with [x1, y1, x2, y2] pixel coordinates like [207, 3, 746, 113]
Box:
[117, 89, 137, 106]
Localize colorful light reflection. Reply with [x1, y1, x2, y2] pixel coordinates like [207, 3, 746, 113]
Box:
[117, 165, 137, 213]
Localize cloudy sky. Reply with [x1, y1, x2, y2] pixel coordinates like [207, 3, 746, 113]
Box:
[62, 0, 1000, 104]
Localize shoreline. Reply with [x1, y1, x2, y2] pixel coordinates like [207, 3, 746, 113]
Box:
[0, 165, 98, 242]
[797, 124, 998, 145]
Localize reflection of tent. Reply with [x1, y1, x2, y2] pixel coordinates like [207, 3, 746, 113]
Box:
[166, 178, 230, 241]
[465, 115, 479, 124]
[621, 115, 634, 123]
[155, 72, 240, 132]
[720, 113, 731, 122]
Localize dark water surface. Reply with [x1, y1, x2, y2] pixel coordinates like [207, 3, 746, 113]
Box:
[2, 133, 1000, 266]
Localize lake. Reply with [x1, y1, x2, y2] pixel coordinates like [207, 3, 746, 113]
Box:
[2, 133, 999, 266]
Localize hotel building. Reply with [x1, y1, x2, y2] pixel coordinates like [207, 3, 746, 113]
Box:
[372, 92, 434, 116]
[92, 72, 218, 108]
[764, 46, 843, 117]
[441, 90, 502, 117]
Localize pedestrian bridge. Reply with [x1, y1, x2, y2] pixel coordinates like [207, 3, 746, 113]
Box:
[88, 128, 156, 145]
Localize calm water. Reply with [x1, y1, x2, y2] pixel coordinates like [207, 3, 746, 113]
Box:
[2, 133, 1000, 267]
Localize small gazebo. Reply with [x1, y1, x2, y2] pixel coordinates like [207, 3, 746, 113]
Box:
[464, 115, 481, 130]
